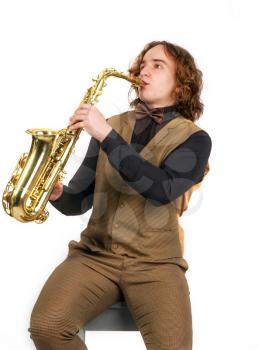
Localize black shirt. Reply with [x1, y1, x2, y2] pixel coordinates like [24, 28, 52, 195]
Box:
[50, 109, 212, 215]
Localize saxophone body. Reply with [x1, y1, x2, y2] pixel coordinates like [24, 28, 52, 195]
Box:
[2, 68, 140, 223]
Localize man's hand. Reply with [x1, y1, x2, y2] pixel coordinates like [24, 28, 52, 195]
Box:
[49, 182, 64, 201]
[68, 103, 112, 142]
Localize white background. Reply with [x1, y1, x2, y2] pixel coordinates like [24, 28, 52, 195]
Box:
[0, 0, 258, 349]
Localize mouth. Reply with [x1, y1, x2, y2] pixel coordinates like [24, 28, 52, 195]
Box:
[140, 79, 149, 87]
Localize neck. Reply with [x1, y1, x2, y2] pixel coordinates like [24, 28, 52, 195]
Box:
[142, 99, 176, 110]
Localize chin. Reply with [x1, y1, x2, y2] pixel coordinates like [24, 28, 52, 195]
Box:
[138, 93, 154, 105]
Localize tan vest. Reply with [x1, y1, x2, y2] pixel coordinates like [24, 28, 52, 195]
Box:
[78, 111, 210, 270]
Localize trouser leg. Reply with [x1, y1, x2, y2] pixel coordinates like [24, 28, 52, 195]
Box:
[28, 253, 122, 350]
[120, 261, 193, 350]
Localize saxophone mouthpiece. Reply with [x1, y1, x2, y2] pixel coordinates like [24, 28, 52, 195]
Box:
[130, 76, 141, 87]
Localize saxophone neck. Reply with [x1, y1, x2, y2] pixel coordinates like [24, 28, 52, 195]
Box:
[81, 68, 140, 105]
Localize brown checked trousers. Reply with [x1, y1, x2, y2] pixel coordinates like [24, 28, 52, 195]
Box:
[28, 247, 192, 350]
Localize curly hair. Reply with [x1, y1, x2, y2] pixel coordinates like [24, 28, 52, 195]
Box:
[128, 40, 204, 122]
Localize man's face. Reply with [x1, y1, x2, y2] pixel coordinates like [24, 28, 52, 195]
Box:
[138, 44, 177, 109]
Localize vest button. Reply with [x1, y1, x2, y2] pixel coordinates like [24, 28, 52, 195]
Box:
[120, 203, 124, 208]
[114, 223, 119, 228]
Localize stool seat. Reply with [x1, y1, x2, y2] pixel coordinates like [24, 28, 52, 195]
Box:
[78, 294, 138, 342]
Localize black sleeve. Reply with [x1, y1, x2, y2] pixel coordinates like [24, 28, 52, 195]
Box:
[49, 136, 100, 215]
[100, 128, 212, 206]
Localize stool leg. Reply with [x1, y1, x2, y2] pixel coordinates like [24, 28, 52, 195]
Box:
[78, 328, 85, 342]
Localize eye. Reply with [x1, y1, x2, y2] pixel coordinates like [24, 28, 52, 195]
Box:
[154, 63, 162, 69]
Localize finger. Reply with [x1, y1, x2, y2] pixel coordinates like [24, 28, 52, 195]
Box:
[79, 103, 92, 109]
[52, 186, 60, 194]
[68, 121, 85, 130]
[71, 108, 91, 118]
[73, 107, 87, 115]
[75, 103, 92, 113]
[54, 182, 62, 189]
[69, 113, 87, 124]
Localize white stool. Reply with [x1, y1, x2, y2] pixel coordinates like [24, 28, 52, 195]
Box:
[78, 296, 138, 342]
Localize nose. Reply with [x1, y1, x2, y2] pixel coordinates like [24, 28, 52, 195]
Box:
[140, 65, 150, 78]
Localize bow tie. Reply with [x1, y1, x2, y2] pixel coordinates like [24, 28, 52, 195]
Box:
[134, 101, 165, 124]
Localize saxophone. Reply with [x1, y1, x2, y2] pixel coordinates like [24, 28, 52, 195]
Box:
[2, 68, 140, 224]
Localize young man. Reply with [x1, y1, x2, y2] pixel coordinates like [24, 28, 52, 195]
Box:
[28, 41, 212, 350]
